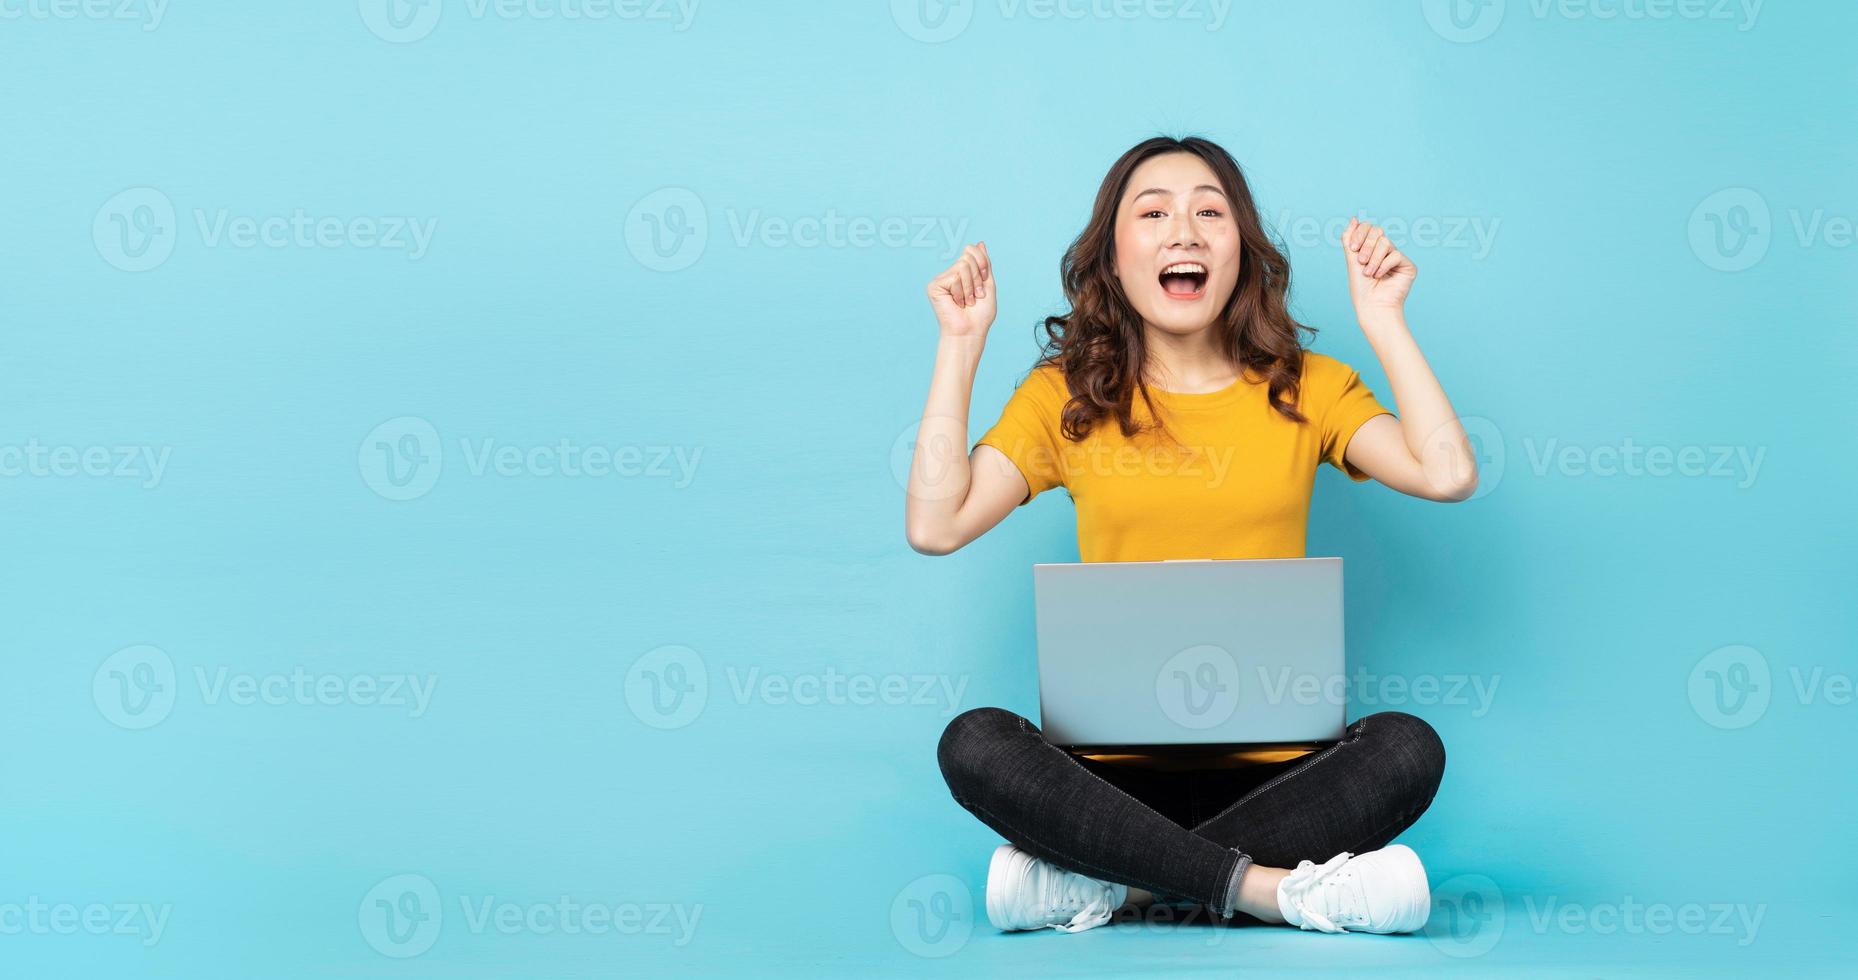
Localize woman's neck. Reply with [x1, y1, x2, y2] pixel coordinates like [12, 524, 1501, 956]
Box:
[1141, 324, 1239, 394]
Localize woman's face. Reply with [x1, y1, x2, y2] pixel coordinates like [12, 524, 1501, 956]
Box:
[1111, 152, 1242, 338]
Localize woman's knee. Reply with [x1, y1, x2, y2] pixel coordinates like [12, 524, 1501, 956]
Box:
[1358, 710, 1446, 797]
[936, 706, 1027, 795]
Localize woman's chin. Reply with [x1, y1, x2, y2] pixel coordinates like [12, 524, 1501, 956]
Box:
[1140, 311, 1221, 336]
[1132, 291, 1229, 336]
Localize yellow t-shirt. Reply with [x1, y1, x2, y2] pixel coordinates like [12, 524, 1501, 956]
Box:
[975, 351, 1392, 563]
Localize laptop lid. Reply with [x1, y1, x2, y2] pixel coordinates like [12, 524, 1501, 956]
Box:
[1032, 557, 1347, 748]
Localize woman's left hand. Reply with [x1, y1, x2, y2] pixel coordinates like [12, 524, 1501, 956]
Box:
[1341, 217, 1416, 320]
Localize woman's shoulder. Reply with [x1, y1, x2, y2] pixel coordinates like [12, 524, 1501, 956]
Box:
[1015, 361, 1070, 400]
[1296, 349, 1365, 393]
[1298, 349, 1357, 379]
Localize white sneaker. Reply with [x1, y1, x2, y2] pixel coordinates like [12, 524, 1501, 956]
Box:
[984, 844, 1129, 933]
[1275, 844, 1431, 934]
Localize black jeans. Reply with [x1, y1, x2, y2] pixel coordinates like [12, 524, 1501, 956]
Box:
[937, 708, 1445, 919]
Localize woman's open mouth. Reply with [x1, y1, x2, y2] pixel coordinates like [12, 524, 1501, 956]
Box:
[1158, 262, 1208, 300]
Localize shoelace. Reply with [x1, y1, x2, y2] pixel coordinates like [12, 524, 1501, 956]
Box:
[1280, 851, 1361, 934]
[1035, 862, 1120, 933]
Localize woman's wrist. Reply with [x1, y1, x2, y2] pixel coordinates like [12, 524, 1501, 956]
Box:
[1354, 307, 1408, 336]
[936, 333, 988, 372]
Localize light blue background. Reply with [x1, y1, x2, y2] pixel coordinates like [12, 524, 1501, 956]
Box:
[3, 1, 1853, 976]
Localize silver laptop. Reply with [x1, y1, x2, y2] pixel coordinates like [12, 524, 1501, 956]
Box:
[1032, 557, 1347, 749]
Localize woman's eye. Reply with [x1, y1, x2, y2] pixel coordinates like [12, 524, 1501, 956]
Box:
[1142, 210, 1165, 219]
[1198, 209, 1223, 218]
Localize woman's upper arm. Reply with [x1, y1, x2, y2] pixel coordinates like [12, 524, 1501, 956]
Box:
[1341, 413, 1457, 500]
[924, 443, 1027, 554]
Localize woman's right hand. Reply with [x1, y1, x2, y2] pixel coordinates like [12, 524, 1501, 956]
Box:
[926, 242, 995, 339]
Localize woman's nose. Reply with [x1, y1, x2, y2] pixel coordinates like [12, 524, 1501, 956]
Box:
[1167, 215, 1204, 249]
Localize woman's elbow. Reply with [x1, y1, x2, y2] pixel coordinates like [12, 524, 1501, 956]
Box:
[905, 523, 962, 557]
[1429, 467, 1480, 503]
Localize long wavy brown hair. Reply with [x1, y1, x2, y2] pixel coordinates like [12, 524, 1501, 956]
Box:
[1037, 135, 1314, 441]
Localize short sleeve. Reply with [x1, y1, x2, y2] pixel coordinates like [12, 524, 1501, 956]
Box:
[1311, 354, 1394, 482]
[974, 366, 1067, 505]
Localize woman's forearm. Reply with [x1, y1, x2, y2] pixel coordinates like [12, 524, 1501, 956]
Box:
[1356, 311, 1477, 498]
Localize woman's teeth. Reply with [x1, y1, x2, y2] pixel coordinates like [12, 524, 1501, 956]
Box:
[1159, 263, 1208, 298]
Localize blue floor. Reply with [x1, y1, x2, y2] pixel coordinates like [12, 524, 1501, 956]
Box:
[643, 898, 1851, 978]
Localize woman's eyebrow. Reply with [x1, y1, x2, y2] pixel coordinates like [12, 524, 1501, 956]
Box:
[1130, 185, 1229, 202]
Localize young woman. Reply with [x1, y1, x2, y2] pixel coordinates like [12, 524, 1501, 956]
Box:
[903, 136, 1478, 937]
